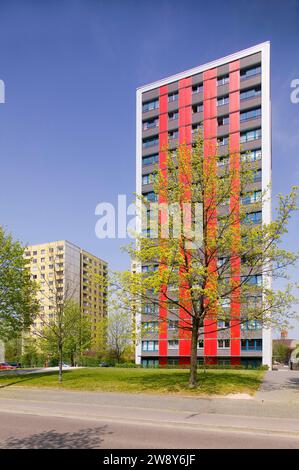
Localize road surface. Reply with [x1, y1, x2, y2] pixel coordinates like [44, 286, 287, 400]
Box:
[0, 375, 299, 449]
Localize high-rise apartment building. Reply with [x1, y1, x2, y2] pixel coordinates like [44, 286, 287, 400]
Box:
[24, 240, 107, 335]
[136, 42, 271, 368]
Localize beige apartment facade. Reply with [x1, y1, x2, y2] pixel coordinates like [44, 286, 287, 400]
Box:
[24, 240, 107, 334]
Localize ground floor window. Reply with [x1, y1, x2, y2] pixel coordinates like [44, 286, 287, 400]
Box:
[167, 358, 179, 366]
[218, 358, 230, 366]
[141, 359, 159, 368]
[241, 358, 262, 368]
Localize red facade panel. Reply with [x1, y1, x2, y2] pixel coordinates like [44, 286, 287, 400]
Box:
[203, 69, 218, 358]
[229, 60, 241, 361]
[158, 85, 169, 358]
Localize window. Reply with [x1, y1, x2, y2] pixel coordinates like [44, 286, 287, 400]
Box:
[142, 359, 159, 367]
[143, 303, 158, 314]
[142, 321, 158, 332]
[142, 99, 159, 113]
[217, 257, 228, 268]
[217, 75, 229, 86]
[240, 107, 261, 122]
[242, 274, 262, 286]
[142, 174, 154, 185]
[241, 320, 262, 330]
[168, 110, 179, 120]
[218, 320, 230, 329]
[253, 169, 262, 183]
[168, 340, 179, 349]
[168, 320, 178, 330]
[33, 251, 37, 255]
[218, 136, 229, 146]
[240, 65, 261, 81]
[243, 211, 262, 225]
[241, 190, 262, 205]
[168, 91, 178, 102]
[192, 123, 202, 133]
[192, 83, 203, 94]
[217, 156, 229, 167]
[142, 136, 159, 148]
[192, 103, 203, 113]
[142, 228, 155, 238]
[218, 116, 229, 126]
[168, 130, 179, 140]
[142, 340, 159, 351]
[240, 86, 261, 101]
[218, 339, 230, 349]
[219, 298, 230, 308]
[218, 359, 230, 366]
[217, 95, 229, 106]
[143, 118, 158, 130]
[198, 339, 204, 349]
[25, 251, 31, 257]
[241, 149, 262, 162]
[240, 128, 261, 143]
[241, 339, 262, 351]
[41, 249, 46, 255]
[142, 264, 158, 273]
[142, 154, 159, 166]
[168, 358, 179, 366]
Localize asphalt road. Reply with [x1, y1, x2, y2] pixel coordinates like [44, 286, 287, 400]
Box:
[0, 374, 299, 449]
[0, 410, 299, 449]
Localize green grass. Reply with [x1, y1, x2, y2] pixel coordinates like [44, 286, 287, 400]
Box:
[0, 367, 264, 396]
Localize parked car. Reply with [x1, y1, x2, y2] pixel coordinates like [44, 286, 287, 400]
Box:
[0, 362, 17, 370]
[59, 363, 71, 368]
[8, 362, 21, 368]
[98, 362, 110, 367]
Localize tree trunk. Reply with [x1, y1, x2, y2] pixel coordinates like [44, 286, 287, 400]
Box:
[189, 318, 199, 388]
[59, 342, 63, 384]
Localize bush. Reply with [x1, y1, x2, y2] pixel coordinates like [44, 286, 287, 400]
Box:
[114, 362, 140, 368]
[79, 356, 101, 367]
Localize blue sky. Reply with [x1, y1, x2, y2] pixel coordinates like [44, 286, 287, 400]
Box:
[0, 0, 298, 336]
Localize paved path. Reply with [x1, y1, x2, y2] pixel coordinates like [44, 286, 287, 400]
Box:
[255, 370, 299, 402]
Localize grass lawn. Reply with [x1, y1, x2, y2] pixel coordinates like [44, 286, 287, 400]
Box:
[0, 367, 265, 396]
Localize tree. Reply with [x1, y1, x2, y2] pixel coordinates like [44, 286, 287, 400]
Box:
[0, 226, 39, 340]
[116, 134, 298, 387]
[31, 266, 91, 382]
[272, 342, 290, 364]
[39, 301, 92, 368]
[107, 310, 134, 363]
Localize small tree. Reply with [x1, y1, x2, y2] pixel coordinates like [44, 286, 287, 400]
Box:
[107, 311, 134, 363]
[0, 226, 38, 341]
[273, 342, 290, 364]
[31, 264, 91, 382]
[39, 301, 92, 369]
[116, 135, 298, 387]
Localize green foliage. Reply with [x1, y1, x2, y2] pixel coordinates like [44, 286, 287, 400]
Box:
[4, 337, 22, 362]
[20, 336, 46, 368]
[113, 135, 298, 385]
[0, 226, 39, 340]
[273, 341, 290, 363]
[39, 302, 92, 366]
